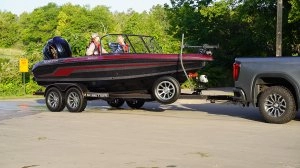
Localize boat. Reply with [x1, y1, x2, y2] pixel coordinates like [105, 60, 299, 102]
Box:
[32, 34, 214, 112]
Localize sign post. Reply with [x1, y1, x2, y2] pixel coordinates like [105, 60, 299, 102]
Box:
[19, 58, 29, 95]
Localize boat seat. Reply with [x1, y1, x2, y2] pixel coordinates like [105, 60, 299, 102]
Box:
[108, 42, 119, 53]
[108, 42, 130, 53]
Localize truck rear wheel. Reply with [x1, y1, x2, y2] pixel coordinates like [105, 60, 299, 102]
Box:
[258, 86, 297, 124]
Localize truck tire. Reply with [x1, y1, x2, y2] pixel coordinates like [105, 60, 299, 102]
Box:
[45, 87, 65, 112]
[152, 76, 181, 104]
[258, 86, 297, 124]
[65, 87, 87, 112]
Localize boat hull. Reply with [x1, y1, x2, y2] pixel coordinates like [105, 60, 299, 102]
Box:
[32, 53, 212, 92]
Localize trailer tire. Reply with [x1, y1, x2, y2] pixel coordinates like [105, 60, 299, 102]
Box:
[152, 76, 180, 104]
[258, 86, 296, 124]
[126, 99, 145, 109]
[107, 98, 124, 108]
[65, 87, 87, 112]
[45, 87, 65, 112]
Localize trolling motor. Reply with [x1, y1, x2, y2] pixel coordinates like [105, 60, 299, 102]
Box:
[184, 43, 219, 55]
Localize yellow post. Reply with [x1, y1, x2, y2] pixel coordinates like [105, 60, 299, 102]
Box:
[19, 58, 29, 95]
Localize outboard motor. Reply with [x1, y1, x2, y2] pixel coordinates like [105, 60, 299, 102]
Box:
[43, 36, 72, 60]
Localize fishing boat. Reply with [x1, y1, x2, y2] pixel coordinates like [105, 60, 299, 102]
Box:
[32, 34, 214, 112]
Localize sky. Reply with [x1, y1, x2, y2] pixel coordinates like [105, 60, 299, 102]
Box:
[0, 0, 171, 15]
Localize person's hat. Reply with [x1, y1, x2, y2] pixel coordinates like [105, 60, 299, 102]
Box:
[91, 33, 99, 39]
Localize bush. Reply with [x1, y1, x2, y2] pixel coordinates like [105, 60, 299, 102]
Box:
[0, 58, 9, 65]
[0, 47, 43, 97]
[0, 83, 23, 96]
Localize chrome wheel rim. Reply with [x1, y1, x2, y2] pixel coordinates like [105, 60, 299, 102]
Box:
[156, 81, 175, 100]
[67, 92, 80, 109]
[48, 92, 60, 108]
[264, 93, 286, 117]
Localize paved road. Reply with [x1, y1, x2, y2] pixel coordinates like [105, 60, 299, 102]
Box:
[0, 97, 299, 168]
[0, 98, 44, 121]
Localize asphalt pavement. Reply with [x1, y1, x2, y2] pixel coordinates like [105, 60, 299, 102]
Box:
[0, 94, 299, 168]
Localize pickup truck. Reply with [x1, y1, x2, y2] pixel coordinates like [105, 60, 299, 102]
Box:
[233, 57, 300, 124]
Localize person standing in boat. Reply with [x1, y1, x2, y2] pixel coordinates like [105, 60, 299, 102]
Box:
[86, 33, 107, 56]
[114, 35, 129, 53]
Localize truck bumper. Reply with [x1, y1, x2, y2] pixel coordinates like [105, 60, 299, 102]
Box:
[232, 88, 247, 103]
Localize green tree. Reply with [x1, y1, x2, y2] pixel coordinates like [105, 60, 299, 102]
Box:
[55, 3, 91, 56]
[0, 11, 19, 47]
[55, 3, 116, 55]
[116, 6, 179, 53]
[237, 0, 299, 56]
[147, 5, 180, 53]
[166, 0, 300, 86]
[19, 3, 59, 45]
[288, 0, 300, 55]
[166, 0, 236, 86]
[289, 0, 300, 23]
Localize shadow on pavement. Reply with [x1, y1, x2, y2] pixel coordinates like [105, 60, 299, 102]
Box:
[179, 103, 264, 122]
[35, 98, 300, 123]
[87, 99, 264, 122]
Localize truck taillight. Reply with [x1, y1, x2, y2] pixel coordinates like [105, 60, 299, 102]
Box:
[233, 62, 240, 81]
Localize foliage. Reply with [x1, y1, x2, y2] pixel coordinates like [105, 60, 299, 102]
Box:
[166, 0, 300, 87]
[289, 0, 300, 23]
[19, 3, 60, 45]
[0, 3, 177, 96]
[0, 11, 19, 47]
[0, 48, 24, 57]
[288, 0, 300, 55]
[0, 47, 42, 96]
[115, 5, 179, 53]
[55, 4, 117, 56]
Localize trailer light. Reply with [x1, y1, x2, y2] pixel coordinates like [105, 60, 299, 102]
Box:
[233, 62, 240, 81]
[188, 72, 198, 78]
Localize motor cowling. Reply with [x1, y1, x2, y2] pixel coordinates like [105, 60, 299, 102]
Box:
[43, 36, 72, 60]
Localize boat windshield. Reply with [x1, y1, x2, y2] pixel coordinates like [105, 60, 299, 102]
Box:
[101, 34, 162, 54]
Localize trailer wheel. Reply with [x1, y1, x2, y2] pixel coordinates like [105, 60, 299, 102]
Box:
[45, 87, 65, 112]
[152, 76, 180, 104]
[65, 87, 87, 112]
[126, 99, 145, 109]
[258, 86, 297, 124]
[107, 98, 124, 108]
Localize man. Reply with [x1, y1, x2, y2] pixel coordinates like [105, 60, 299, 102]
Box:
[114, 35, 129, 53]
[86, 33, 107, 56]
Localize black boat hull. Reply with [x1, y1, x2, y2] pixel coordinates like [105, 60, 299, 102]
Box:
[32, 54, 211, 92]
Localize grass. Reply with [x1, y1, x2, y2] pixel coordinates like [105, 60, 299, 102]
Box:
[0, 48, 24, 59]
[0, 95, 43, 100]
